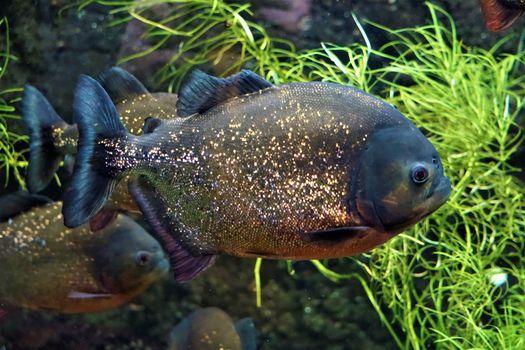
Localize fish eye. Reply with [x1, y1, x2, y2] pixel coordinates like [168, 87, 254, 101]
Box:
[135, 251, 152, 266]
[411, 164, 429, 184]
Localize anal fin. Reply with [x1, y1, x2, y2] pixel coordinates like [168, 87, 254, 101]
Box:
[128, 176, 216, 282]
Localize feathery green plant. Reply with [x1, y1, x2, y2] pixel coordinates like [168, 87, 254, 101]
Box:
[75, 1, 525, 348]
[0, 17, 27, 189]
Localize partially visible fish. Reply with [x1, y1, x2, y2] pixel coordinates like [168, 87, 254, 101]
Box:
[169, 307, 256, 350]
[62, 70, 451, 282]
[21, 67, 179, 212]
[0, 192, 168, 314]
[479, 0, 525, 31]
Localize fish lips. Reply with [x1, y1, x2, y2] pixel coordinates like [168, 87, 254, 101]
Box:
[379, 176, 452, 234]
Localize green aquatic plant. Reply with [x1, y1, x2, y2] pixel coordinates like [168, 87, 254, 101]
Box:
[314, 6, 525, 350]
[76, 1, 524, 348]
[0, 17, 27, 189]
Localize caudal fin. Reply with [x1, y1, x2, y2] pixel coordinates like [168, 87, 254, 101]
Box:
[62, 75, 127, 228]
[22, 85, 69, 193]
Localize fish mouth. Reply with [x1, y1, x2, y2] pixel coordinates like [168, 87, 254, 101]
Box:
[156, 258, 170, 273]
[380, 177, 452, 233]
[435, 176, 452, 200]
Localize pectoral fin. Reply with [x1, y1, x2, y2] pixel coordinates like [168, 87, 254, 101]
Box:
[68, 291, 114, 299]
[128, 176, 217, 282]
[88, 208, 118, 231]
[300, 226, 370, 243]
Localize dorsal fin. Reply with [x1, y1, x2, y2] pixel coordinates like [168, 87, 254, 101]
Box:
[97, 67, 149, 104]
[176, 70, 274, 117]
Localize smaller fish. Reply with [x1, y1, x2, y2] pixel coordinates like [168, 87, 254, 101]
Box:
[21, 67, 179, 213]
[169, 307, 256, 350]
[479, 0, 525, 32]
[0, 192, 169, 314]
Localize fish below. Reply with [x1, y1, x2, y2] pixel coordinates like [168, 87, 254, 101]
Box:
[62, 69, 451, 282]
[169, 307, 256, 350]
[0, 192, 169, 314]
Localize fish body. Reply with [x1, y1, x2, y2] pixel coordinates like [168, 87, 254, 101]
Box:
[169, 307, 256, 350]
[22, 67, 179, 213]
[479, 0, 525, 31]
[63, 70, 451, 281]
[0, 195, 168, 313]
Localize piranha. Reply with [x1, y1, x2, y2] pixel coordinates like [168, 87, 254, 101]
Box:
[62, 70, 451, 282]
[169, 307, 256, 350]
[0, 192, 169, 314]
[479, 0, 525, 31]
[21, 67, 179, 212]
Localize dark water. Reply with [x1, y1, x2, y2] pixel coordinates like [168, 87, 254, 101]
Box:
[0, 0, 523, 349]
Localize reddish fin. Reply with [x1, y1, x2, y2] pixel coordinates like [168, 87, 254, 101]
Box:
[0, 308, 8, 320]
[128, 176, 217, 282]
[89, 208, 118, 231]
[479, 0, 524, 32]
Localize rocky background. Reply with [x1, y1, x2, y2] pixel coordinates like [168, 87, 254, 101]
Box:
[0, 0, 523, 349]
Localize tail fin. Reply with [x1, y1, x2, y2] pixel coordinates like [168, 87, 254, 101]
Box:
[22, 85, 69, 193]
[62, 75, 128, 228]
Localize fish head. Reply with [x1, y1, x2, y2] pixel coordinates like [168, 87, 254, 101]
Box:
[96, 214, 169, 292]
[350, 126, 451, 234]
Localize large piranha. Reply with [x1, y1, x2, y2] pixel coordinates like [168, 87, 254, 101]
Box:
[62, 70, 451, 282]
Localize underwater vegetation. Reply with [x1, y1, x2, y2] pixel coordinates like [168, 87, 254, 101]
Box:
[0, 17, 27, 189]
[80, 1, 525, 349]
[0, 0, 523, 348]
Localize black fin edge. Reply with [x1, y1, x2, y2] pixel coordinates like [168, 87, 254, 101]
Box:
[22, 85, 69, 193]
[0, 191, 52, 222]
[62, 75, 127, 228]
